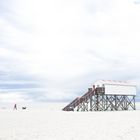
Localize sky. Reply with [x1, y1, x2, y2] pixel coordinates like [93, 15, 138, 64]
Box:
[0, 0, 140, 103]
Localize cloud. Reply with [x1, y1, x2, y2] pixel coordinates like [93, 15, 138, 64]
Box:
[0, 0, 140, 102]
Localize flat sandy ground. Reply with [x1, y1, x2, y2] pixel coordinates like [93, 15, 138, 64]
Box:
[0, 103, 140, 140]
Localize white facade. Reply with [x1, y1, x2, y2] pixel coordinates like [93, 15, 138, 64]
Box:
[94, 80, 136, 95]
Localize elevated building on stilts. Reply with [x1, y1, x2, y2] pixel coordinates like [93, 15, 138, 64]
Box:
[63, 80, 136, 111]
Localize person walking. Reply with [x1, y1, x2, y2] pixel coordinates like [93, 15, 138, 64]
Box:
[14, 104, 17, 110]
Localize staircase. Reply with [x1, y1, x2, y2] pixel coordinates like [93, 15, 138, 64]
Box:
[62, 97, 80, 111]
[62, 86, 95, 111]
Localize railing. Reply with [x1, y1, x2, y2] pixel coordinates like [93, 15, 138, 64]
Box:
[62, 86, 96, 111]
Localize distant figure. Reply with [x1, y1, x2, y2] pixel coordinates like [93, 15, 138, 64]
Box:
[14, 104, 17, 110]
[22, 107, 27, 110]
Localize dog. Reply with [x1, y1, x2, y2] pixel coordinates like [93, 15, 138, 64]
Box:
[22, 107, 27, 110]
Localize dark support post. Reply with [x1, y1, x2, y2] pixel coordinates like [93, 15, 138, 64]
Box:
[97, 94, 99, 111]
[134, 95, 136, 110]
[90, 96, 92, 111]
[115, 95, 117, 110]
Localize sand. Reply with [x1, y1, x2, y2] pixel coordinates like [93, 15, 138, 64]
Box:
[0, 102, 140, 140]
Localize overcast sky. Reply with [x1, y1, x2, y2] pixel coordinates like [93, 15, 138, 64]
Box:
[0, 0, 140, 103]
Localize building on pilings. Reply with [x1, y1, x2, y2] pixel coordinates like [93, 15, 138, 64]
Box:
[63, 80, 136, 111]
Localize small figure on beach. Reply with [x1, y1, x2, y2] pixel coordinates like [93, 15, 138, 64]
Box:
[14, 104, 17, 110]
[22, 107, 27, 110]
